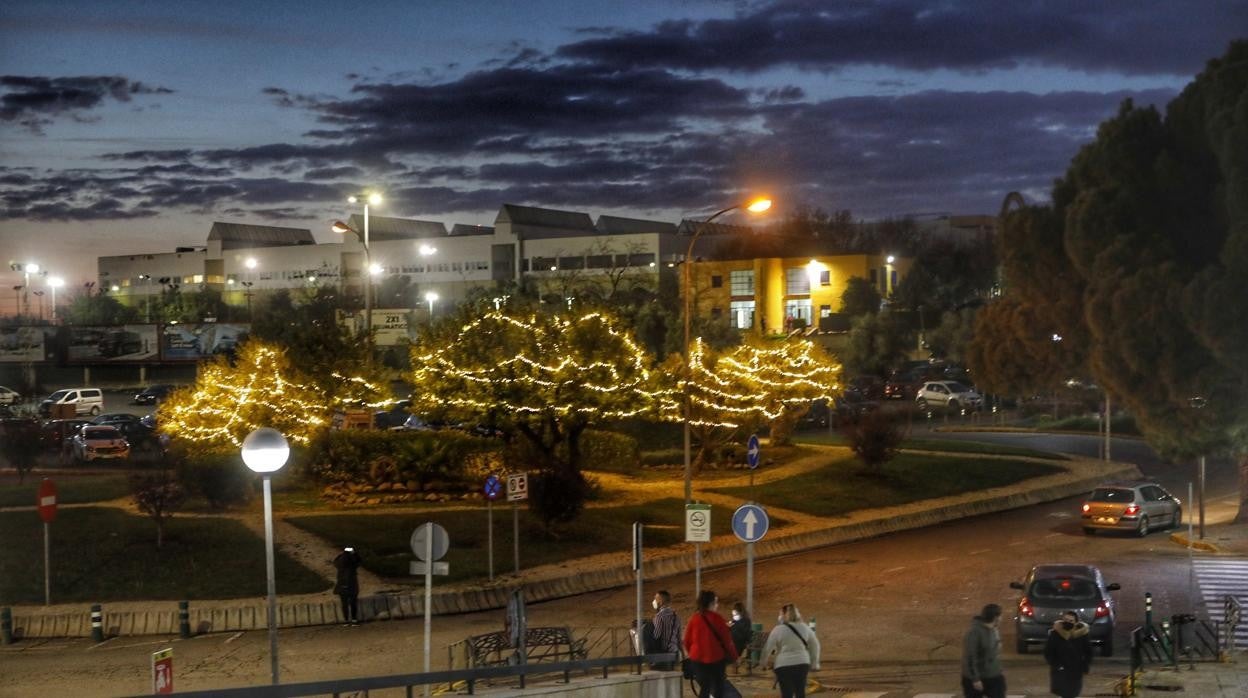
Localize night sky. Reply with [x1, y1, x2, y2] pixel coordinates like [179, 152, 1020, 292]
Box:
[1, 0, 1245, 309]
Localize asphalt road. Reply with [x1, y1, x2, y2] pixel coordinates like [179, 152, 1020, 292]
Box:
[1, 432, 1238, 696]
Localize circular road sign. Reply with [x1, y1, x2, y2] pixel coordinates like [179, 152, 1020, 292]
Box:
[484, 474, 503, 501]
[37, 478, 58, 524]
[746, 434, 761, 470]
[410, 522, 450, 561]
[731, 503, 769, 543]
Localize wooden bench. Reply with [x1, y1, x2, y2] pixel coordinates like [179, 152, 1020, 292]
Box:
[466, 626, 588, 668]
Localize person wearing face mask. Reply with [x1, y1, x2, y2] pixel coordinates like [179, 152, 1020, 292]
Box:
[683, 590, 739, 698]
[1043, 610, 1092, 698]
[729, 602, 753, 660]
[650, 590, 682, 670]
[761, 603, 820, 698]
[961, 603, 1005, 698]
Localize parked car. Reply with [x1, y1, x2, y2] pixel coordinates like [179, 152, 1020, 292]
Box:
[846, 375, 885, 401]
[374, 400, 415, 429]
[1010, 564, 1119, 656]
[133, 384, 174, 405]
[70, 425, 130, 462]
[92, 413, 143, 427]
[883, 369, 925, 400]
[915, 381, 983, 412]
[0, 385, 20, 405]
[38, 388, 104, 417]
[1081, 482, 1182, 536]
[39, 419, 92, 454]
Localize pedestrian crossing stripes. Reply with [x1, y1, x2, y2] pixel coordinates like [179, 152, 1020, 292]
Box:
[1192, 556, 1248, 646]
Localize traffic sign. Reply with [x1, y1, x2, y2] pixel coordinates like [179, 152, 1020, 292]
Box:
[507, 473, 529, 502]
[746, 435, 761, 470]
[685, 503, 712, 543]
[484, 475, 503, 501]
[37, 478, 57, 523]
[410, 523, 450, 561]
[151, 647, 173, 694]
[732, 504, 769, 543]
[410, 560, 450, 576]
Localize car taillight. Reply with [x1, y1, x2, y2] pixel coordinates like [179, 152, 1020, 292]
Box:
[1081, 503, 1091, 513]
[1019, 598, 1034, 618]
[1095, 604, 1110, 618]
[1124, 504, 1140, 516]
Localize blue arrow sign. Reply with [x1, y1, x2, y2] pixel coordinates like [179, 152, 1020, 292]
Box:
[746, 434, 761, 469]
[732, 503, 769, 543]
[483, 475, 503, 501]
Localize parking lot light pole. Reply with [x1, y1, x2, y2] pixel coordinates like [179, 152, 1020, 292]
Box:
[241, 428, 290, 686]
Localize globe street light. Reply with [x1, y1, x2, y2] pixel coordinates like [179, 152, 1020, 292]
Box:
[241, 427, 290, 686]
[682, 197, 771, 505]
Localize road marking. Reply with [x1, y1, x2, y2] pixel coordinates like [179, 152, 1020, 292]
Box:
[925, 557, 949, 564]
[1007, 541, 1025, 546]
[969, 549, 991, 555]
[883, 566, 907, 574]
[88, 638, 116, 650]
[1193, 556, 1248, 645]
[1044, 532, 1062, 538]
[1048, 511, 1072, 518]
[224, 631, 244, 644]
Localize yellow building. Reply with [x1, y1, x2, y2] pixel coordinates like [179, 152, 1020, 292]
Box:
[687, 253, 913, 334]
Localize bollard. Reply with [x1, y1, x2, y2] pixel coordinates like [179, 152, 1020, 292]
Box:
[1145, 592, 1153, 630]
[1, 607, 12, 645]
[179, 601, 191, 639]
[90, 604, 104, 643]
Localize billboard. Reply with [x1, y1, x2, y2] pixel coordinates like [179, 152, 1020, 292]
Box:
[0, 326, 55, 363]
[339, 310, 413, 346]
[160, 323, 250, 360]
[65, 325, 160, 363]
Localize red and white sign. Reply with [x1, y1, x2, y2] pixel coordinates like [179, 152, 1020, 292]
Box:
[37, 478, 57, 524]
[152, 647, 173, 694]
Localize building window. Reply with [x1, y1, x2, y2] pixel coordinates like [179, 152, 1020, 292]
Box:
[711, 275, 723, 288]
[819, 304, 831, 318]
[785, 299, 812, 326]
[729, 270, 754, 296]
[533, 257, 556, 271]
[558, 256, 585, 270]
[626, 253, 656, 267]
[820, 270, 830, 286]
[890, 269, 898, 289]
[729, 300, 755, 329]
[785, 268, 810, 295]
[870, 269, 878, 287]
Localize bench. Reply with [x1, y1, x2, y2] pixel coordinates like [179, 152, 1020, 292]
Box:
[466, 626, 588, 668]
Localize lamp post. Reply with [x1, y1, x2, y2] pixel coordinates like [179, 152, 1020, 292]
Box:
[425, 290, 439, 318]
[681, 198, 771, 505]
[335, 193, 382, 341]
[10, 262, 42, 317]
[241, 428, 290, 686]
[241, 282, 255, 318]
[32, 291, 44, 320]
[48, 277, 63, 324]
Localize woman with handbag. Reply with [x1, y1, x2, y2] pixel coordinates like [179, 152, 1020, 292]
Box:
[683, 590, 739, 698]
[761, 603, 820, 698]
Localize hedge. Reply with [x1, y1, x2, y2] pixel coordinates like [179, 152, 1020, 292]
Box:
[305, 429, 499, 488]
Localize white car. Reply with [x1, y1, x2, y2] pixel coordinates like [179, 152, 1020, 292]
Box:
[0, 385, 19, 405]
[916, 380, 983, 412]
[71, 425, 131, 462]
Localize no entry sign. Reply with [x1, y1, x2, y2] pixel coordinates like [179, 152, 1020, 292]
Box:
[37, 479, 57, 523]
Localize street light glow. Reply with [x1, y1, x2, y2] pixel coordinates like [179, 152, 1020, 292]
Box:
[746, 198, 772, 213]
[48, 277, 64, 288]
[25, 263, 40, 274]
[241, 428, 290, 474]
[245, 258, 258, 269]
[369, 263, 384, 276]
[886, 255, 896, 264]
[419, 244, 437, 256]
[424, 291, 439, 303]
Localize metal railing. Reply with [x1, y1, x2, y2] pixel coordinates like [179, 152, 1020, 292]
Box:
[137, 652, 679, 697]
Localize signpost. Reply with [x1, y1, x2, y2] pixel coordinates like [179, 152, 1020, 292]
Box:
[746, 434, 761, 492]
[507, 473, 528, 574]
[151, 647, 173, 694]
[632, 522, 643, 657]
[410, 522, 449, 698]
[732, 503, 770, 617]
[37, 478, 57, 606]
[484, 475, 503, 581]
[685, 503, 711, 598]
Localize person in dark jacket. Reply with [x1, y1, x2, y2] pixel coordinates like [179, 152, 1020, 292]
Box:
[1044, 610, 1093, 698]
[683, 590, 738, 698]
[333, 547, 363, 624]
[729, 602, 753, 659]
[961, 603, 1005, 698]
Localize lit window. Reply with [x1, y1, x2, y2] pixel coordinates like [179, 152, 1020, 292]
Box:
[729, 270, 754, 296]
[729, 300, 755, 329]
[785, 268, 810, 295]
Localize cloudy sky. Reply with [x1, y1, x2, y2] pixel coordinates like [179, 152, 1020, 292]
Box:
[1, 0, 1244, 310]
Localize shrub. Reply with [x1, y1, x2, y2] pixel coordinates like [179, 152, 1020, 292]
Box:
[578, 430, 640, 473]
[173, 450, 253, 509]
[841, 410, 903, 472]
[306, 429, 497, 488]
[529, 469, 589, 525]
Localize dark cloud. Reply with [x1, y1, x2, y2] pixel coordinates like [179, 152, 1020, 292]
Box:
[304, 165, 363, 180]
[557, 0, 1247, 76]
[1, 75, 173, 132]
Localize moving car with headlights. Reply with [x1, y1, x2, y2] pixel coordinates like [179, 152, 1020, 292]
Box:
[71, 425, 130, 462]
[1010, 564, 1119, 656]
[1081, 481, 1181, 536]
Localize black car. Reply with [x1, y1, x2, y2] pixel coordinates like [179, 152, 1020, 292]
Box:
[133, 384, 174, 405]
[37, 419, 91, 455]
[92, 413, 143, 427]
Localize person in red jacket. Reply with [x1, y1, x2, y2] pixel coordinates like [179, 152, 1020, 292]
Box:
[683, 590, 739, 698]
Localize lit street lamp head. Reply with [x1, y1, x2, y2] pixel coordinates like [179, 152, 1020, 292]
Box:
[245, 258, 258, 270]
[746, 198, 772, 213]
[331, 220, 357, 235]
[348, 193, 382, 206]
[241, 428, 290, 474]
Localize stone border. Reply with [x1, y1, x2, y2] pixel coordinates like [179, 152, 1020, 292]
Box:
[3, 458, 1140, 640]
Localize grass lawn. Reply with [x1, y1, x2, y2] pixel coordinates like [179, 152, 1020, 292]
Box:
[0, 507, 327, 605]
[709, 452, 1064, 518]
[287, 497, 778, 583]
[0, 473, 133, 508]
[793, 432, 1068, 460]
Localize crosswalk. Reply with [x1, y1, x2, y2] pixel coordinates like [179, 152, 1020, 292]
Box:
[1193, 556, 1248, 647]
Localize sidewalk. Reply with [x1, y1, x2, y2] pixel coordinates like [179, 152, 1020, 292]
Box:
[2, 447, 1143, 640]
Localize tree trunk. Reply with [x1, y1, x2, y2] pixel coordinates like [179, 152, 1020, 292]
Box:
[156, 518, 164, 549]
[1234, 455, 1248, 524]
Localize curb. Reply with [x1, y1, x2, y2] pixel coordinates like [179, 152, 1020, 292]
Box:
[2, 459, 1140, 641]
[1170, 532, 1222, 553]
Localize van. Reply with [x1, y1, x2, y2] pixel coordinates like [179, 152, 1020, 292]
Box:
[38, 388, 104, 417]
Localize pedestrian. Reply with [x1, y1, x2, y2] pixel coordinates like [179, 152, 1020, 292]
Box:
[650, 590, 682, 670]
[333, 546, 363, 625]
[1044, 610, 1092, 698]
[683, 590, 738, 698]
[961, 603, 1006, 698]
[761, 603, 820, 698]
[729, 602, 753, 659]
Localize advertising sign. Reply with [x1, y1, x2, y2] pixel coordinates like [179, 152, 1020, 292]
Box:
[0, 326, 53, 363]
[340, 310, 413, 346]
[66, 325, 159, 362]
[160, 323, 249, 360]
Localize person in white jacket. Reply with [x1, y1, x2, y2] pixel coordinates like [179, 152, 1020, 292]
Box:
[761, 603, 820, 698]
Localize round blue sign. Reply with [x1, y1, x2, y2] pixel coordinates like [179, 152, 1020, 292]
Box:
[732, 503, 769, 543]
[484, 474, 503, 501]
[746, 434, 761, 469]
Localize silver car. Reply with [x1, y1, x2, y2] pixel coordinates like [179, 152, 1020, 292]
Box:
[1081, 481, 1181, 536]
[1011, 564, 1120, 656]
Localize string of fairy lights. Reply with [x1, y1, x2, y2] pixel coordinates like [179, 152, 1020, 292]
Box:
[159, 310, 842, 448]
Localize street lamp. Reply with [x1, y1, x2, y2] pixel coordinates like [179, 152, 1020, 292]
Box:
[424, 290, 439, 317]
[419, 243, 437, 256]
[241, 282, 255, 318]
[32, 291, 44, 320]
[48, 277, 63, 323]
[682, 197, 772, 505]
[10, 262, 42, 317]
[241, 427, 290, 686]
[334, 190, 382, 342]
